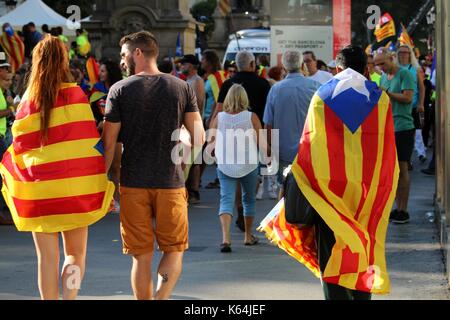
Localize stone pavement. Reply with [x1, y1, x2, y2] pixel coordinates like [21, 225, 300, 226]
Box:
[0, 152, 448, 300]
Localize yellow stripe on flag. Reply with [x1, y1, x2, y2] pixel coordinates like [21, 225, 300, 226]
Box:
[1, 179, 114, 233]
[11, 138, 101, 170]
[12, 103, 94, 137]
[1, 170, 108, 201]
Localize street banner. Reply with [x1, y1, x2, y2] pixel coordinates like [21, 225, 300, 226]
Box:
[332, 0, 351, 57]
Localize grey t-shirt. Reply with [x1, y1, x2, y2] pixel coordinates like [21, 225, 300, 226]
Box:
[105, 73, 199, 189]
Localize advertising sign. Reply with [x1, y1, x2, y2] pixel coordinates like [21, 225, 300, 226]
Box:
[270, 25, 333, 66]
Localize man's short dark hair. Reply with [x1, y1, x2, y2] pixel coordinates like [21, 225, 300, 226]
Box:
[202, 49, 221, 72]
[119, 31, 159, 59]
[335, 45, 367, 75]
[302, 51, 316, 61]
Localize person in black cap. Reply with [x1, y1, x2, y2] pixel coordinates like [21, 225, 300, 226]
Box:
[180, 54, 205, 204]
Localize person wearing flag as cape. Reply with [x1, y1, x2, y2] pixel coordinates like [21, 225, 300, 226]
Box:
[259, 45, 399, 300]
[0, 36, 114, 300]
[0, 23, 25, 74]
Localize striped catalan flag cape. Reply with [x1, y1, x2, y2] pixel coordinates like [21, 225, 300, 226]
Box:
[0, 31, 25, 73]
[260, 69, 399, 294]
[207, 71, 228, 102]
[0, 83, 115, 233]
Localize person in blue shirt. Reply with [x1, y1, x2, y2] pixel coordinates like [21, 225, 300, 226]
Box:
[263, 51, 321, 195]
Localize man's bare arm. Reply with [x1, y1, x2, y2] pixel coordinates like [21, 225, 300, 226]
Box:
[183, 111, 205, 148]
[102, 121, 121, 172]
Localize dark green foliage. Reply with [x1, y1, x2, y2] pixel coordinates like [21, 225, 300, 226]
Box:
[190, 0, 218, 36]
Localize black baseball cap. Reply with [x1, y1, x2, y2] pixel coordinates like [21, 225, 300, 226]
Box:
[180, 54, 200, 66]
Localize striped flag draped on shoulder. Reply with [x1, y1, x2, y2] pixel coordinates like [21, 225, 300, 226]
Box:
[207, 71, 228, 102]
[0, 32, 25, 73]
[0, 83, 115, 233]
[259, 69, 399, 294]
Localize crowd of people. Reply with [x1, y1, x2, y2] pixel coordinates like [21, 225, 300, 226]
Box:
[0, 22, 437, 301]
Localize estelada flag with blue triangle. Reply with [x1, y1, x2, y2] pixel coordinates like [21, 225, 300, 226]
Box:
[0, 83, 114, 233]
[259, 69, 399, 294]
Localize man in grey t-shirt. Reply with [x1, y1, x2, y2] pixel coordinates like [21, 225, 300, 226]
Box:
[103, 31, 205, 300]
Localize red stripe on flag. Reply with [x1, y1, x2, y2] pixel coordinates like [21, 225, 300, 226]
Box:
[13, 192, 105, 218]
[367, 107, 397, 259]
[2, 152, 106, 182]
[14, 121, 100, 155]
[339, 246, 360, 274]
[214, 71, 224, 88]
[355, 105, 396, 292]
[354, 105, 379, 221]
[324, 104, 347, 198]
[299, 107, 369, 269]
[5, 33, 19, 71]
[15, 86, 88, 120]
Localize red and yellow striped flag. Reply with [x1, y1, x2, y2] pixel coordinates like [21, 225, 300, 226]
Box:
[374, 13, 396, 43]
[207, 70, 228, 102]
[0, 31, 25, 73]
[218, 0, 232, 16]
[398, 23, 414, 48]
[0, 83, 114, 233]
[260, 69, 399, 294]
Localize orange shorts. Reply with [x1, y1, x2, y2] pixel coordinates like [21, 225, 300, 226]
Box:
[119, 187, 189, 255]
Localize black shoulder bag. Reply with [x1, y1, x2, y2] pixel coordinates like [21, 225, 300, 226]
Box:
[283, 171, 317, 226]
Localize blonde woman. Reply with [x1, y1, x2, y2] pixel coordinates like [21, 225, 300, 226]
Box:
[209, 84, 266, 252]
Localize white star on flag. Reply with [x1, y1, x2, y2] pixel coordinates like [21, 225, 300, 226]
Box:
[331, 68, 371, 101]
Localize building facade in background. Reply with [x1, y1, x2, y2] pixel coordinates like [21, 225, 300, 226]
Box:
[83, 0, 201, 61]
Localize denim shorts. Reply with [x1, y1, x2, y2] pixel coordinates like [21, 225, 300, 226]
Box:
[217, 168, 258, 217]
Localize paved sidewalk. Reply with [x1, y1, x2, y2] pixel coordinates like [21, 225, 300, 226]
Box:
[0, 153, 448, 300]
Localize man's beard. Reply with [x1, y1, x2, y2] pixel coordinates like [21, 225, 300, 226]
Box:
[126, 56, 136, 76]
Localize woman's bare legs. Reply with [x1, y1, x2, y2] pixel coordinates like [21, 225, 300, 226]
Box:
[32, 232, 60, 300]
[61, 227, 88, 300]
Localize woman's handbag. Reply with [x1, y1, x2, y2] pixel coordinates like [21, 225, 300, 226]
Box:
[283, 171, 317, 226]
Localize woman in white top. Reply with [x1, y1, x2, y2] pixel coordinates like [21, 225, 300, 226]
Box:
[209, 84, 266, 253]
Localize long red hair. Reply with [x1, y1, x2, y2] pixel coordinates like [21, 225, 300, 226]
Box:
[27, 35, 73, 143]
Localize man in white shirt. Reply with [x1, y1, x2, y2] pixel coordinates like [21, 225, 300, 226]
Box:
[303, 51, 334, 84]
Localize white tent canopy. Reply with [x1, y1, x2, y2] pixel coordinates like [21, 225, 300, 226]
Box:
[0, 0, 76, 36]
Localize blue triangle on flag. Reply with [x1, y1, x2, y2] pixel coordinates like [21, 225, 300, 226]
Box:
[318, 79, 382, 134]
[94, 140, 105, 156]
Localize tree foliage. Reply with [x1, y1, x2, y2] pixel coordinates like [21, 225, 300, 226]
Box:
[190, 0, 217, 37]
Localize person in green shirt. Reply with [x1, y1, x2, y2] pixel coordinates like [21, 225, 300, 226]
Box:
[375, 47, 415, 225]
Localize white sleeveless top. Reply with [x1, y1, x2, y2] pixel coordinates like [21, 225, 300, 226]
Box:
[216, 111, 259, 178]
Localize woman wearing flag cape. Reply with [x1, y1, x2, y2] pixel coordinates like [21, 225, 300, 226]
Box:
[259, 46, 399, 299]
[0, 36, 114, 300]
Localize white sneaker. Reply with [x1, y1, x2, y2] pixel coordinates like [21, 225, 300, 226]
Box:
[256, 179, 264, 200]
